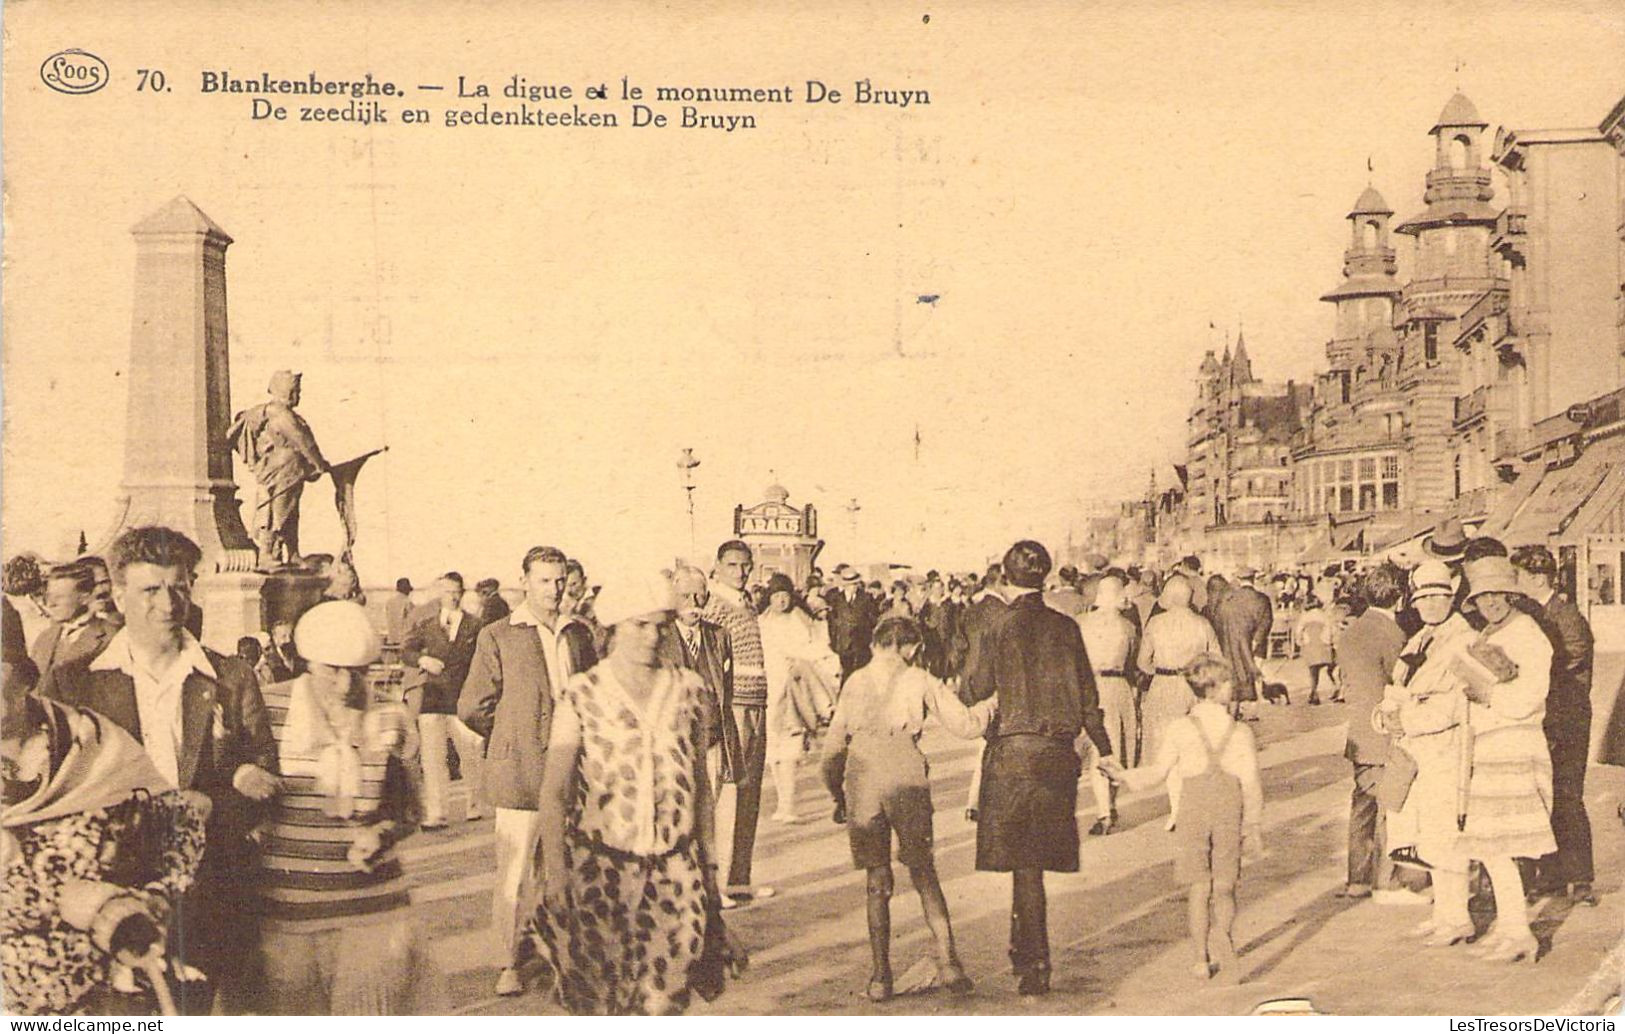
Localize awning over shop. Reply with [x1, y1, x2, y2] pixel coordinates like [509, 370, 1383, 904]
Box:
[1373, 514, 1438, 555]
[1487, 436, 1625, 545]
[1332, 518, 1370, 552]
[1564, 448, 1625, 541]
[1296, 516, 1370, 567]
[1374, 512, 1485, 565]
[1480, 464, 1546, 538]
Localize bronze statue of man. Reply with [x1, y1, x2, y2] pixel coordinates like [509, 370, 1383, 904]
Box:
[228, 370, 329, 568]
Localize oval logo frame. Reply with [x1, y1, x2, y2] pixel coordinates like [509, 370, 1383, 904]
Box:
[40, 49, 109, 95]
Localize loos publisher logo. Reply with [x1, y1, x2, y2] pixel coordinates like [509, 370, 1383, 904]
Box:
[40, 49, 109, 94]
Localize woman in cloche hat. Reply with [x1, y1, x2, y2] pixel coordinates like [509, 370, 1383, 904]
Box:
[1447, 557, 1557, 963]
[1372, 560, 1479, 946]
[531, 569, 745, 1014]
[249, 600, 441, 1014]
[757, 572, 840, 823]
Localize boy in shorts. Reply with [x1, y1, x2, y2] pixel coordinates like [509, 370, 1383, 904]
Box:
[822, 616, 996, 1001]
[1103, 654, 1264, 981]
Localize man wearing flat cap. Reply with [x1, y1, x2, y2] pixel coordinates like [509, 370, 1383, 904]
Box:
[228, 370, 330, 568]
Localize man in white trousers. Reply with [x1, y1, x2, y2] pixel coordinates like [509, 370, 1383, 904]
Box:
[459, 546, 597, 997]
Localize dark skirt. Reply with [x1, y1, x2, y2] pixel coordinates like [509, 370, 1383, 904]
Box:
[975, 734, 1082, 872]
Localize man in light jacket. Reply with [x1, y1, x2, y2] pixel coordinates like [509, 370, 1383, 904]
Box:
[458, 546, 597, 996]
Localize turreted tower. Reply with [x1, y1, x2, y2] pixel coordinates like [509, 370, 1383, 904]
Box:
[1320, 186, 1402, 370]
[1395, 93, 1501, 304]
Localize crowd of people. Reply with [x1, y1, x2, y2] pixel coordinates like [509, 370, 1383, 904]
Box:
[2, 517, 1622, 1015]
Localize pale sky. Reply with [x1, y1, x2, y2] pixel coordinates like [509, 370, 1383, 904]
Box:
[4, 0, 1622, 584]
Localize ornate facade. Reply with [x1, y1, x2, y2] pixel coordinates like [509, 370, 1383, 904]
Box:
[1177, 337, 1311, 571]
[1106, 91, 1625, 599]
[1292, 94, 1508, 550]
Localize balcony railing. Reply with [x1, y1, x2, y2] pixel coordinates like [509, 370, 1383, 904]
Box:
[1342, 245, 1397, 268]
[1423, 168, 1494, 202]
[1493, 206, 1528, 259]
[1401, 275, 1504, 304]
[1495, 206, 1527, 239]
[1454, 385, 1489, 428]
[1458, 287, 1509, 336]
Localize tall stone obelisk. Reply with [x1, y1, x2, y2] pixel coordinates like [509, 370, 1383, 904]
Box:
[105, 197, 322, 649]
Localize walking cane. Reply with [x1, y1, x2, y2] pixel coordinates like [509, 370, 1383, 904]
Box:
[125, 946, 178, 1017]
[1455, 698, 1474, 832]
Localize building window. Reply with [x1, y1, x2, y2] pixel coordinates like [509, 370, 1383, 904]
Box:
[1559, 547, 1579, 600]
[1424, 323, 1439, 362]
[1594, 560, 1618, 607]
[1313, 452, 1401, 515]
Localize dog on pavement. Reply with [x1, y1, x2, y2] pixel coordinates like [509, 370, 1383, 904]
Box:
[1261, 681, 1291, 706]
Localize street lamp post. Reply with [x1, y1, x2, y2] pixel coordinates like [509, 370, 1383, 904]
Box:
[845, 497, 861, 565]
[677, 448, 701, 558]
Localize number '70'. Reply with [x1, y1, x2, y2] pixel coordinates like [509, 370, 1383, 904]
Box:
[136, 69, 167, 91]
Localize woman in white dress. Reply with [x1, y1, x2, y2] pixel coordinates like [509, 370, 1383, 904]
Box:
[1372, 560, 1478, 946]
[1134, 575, 1220, 829]
[757, 573, 841, 822]
[1076, 574, 1138, 835]
[1451, 557, 1556, 963]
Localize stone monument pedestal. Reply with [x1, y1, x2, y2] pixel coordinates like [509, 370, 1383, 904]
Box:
[105, 198, 333, 651]
[194, 570, 328, 653]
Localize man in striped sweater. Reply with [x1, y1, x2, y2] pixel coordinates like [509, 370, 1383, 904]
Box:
[703, 540, 776, 906]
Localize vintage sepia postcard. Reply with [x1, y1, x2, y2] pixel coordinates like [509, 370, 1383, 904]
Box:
[3, 0, 1623, 1020]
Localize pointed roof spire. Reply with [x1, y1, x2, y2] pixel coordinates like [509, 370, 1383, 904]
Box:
[1232, 329, 1252, 383]
[1432, 92, 1486, 133]
[1351, 185, 1392, 217]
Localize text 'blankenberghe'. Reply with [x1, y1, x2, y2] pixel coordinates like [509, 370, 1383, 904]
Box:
[199, 71, 931, 131]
